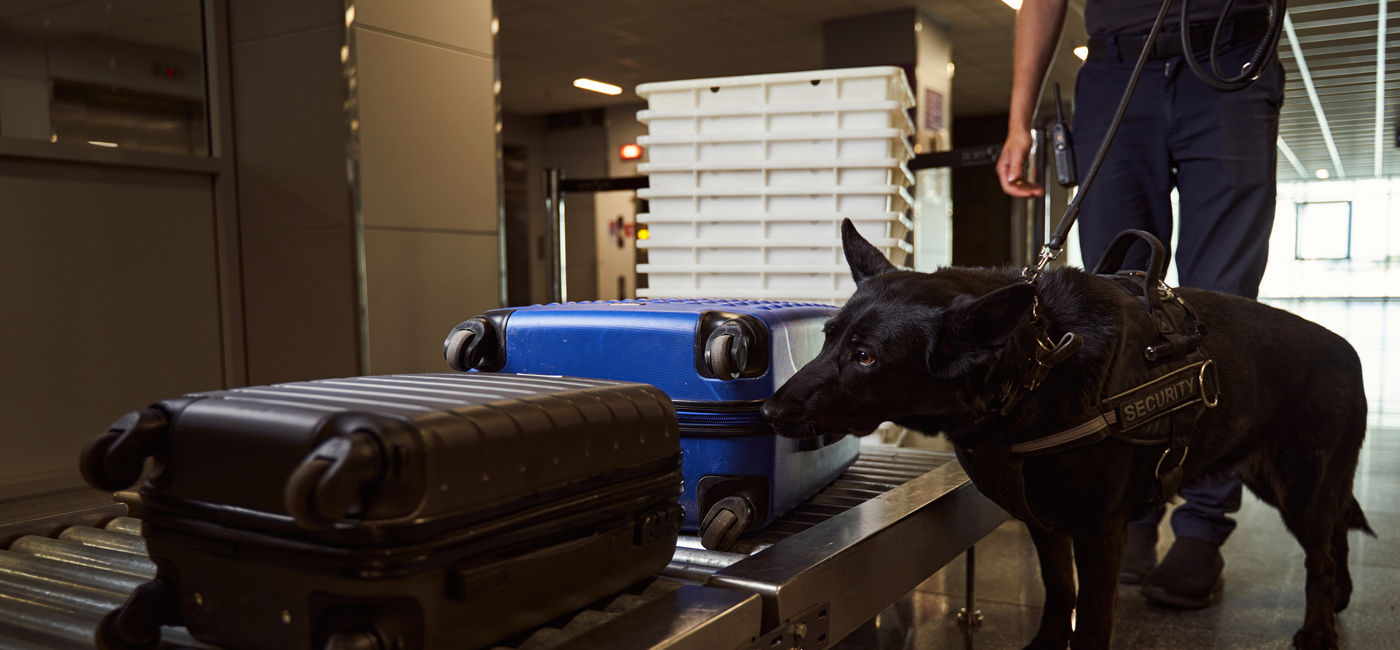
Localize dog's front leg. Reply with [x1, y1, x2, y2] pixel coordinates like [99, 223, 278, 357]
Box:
[1025, 526, 1074, 650]
[1068, 527, 1126, 650]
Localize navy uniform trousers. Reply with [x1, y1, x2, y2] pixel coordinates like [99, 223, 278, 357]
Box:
[1072, 35, 1284, 544]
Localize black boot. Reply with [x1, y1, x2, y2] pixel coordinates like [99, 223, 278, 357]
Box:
[1140, 536, 1224, 609]
[1119, 520, 1158, 585]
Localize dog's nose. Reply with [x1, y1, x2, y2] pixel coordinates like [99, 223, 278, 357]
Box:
[760, 398, 783, 424]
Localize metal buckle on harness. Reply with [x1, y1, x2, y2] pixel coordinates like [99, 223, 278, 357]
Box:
[1154, 444, 1190, 479]
[1199, 359, 1219, 408]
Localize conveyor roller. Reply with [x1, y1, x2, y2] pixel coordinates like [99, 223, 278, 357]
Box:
[0, 447, 1001, 650]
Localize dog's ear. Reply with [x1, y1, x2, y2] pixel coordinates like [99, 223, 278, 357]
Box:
[842, 218, 898, 283]
[942, 283, 1036, 348]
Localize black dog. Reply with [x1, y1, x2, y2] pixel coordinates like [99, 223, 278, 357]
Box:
[763, 220, 1373, 650]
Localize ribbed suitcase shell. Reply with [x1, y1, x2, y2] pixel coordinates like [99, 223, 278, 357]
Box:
[444, 299, 859, 534]
[466, 299, 834, 401]
[82, 373, 682, 650]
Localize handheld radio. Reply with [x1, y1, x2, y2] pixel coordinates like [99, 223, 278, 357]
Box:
[1051, 83, 1077, 188]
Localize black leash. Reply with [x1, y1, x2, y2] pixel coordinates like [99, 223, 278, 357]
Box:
[1022, 0, 1288, 285]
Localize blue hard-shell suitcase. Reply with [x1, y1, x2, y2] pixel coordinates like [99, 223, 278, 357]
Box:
[443, 298, 859, 549]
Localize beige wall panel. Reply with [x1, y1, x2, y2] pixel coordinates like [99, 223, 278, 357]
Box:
[0, 161, 223, 499]
[354, 0, 493, 55]
[354, 28, 497, 232]
[229, 0, 341, 45]
[363, 229, 499, 375]
[242, 229, 360, 385]
[233, 26, 352, 233]
[0, 77, 51, 140]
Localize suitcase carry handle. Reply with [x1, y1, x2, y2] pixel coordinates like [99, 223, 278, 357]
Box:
[82, 408, 170, 492]
[1092, 229, 1170, 314]
[284, 433, 385, 529]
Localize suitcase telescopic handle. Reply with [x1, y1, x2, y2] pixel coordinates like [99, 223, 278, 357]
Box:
[284, 433, 384, 529]
[81, 408, 170, 492]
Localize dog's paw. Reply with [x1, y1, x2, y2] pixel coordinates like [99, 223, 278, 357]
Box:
[1292, 626, 1339, 650]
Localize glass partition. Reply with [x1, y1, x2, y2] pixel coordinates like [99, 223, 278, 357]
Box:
[0, 0, 207, 155]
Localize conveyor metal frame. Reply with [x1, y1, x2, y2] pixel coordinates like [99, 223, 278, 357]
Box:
[1, 449, 1008, 650]
[707, 456, 1007, 645]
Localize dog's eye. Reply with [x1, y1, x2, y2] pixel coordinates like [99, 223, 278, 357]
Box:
[857, 350, 875, 366]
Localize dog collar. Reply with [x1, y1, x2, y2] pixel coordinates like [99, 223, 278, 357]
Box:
[984, 297, 1086, 419]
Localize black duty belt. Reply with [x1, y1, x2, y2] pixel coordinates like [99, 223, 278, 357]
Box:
[1087, 11, 1270, 63]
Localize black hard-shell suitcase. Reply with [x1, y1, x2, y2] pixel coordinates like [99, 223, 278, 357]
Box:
[79, 373, 683, 650]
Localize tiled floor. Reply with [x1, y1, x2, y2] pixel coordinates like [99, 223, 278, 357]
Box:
[835, 299, 1400, 649]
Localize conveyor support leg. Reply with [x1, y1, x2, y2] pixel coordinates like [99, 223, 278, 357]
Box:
[956, 545, 983, 627]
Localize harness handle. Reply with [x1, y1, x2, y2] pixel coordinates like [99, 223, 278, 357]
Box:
[1092, 229, 1170, 315]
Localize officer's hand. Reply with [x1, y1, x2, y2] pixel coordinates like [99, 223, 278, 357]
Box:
[997, 129, 1044, 198]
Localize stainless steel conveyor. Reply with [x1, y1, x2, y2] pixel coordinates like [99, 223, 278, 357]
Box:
[0, 446, 1008, 650]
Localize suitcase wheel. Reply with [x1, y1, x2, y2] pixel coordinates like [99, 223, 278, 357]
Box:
[443, 327, 477, 372]
[705, 332, 750, 381]
[95, 580, 175, 650]
[96, 608, 157, 650]
[703, 318, 761, 380]
[443, 317, 497, 371]
[81, 408, 170, 492]
[323, 631, 387, 650]
[284, 433, 385, 529]
[699, 495, 755, 551]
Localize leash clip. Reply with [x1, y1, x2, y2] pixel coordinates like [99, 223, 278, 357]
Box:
[1022, 246, 1061, 285]
[1026, 331, 1084, 392]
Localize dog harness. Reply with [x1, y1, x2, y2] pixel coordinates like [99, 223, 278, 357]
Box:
[957, 230, 1220, 530]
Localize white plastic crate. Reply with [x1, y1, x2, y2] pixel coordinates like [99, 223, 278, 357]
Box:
[635, 285, 854, 306]
[641, 213, 912, 243]
[638, 100, 913, 136]
[639, 158, 913, 191]
[638, 265, 874, 294]
[639, 129, 912, 166]
[639, 237, 913, 268]
[639, 185, 913, 216]
[636, 66, 915, 112]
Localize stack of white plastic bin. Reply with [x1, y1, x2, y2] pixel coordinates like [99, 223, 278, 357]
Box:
[634, 67, 916, 305]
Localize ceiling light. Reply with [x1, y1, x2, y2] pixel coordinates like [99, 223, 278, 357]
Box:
[946, 62, 955, 78]
[87, 140, 119, 148]
[573, 78, 622, 95]
[1001, 0, 1022, 10]
[619, 143, 643, 160]
[1074, 46, 1088, 61]
[1315, 168, 1330, 179]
